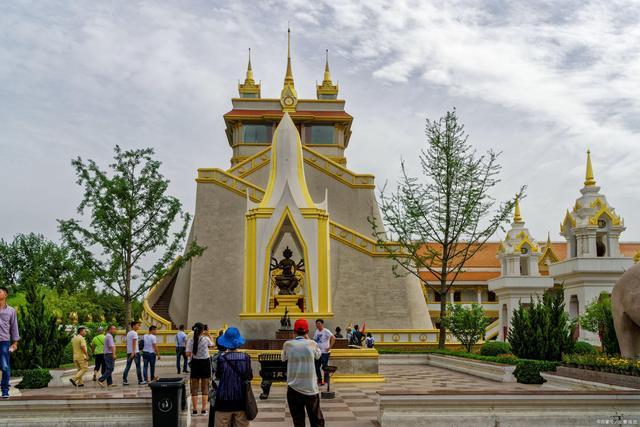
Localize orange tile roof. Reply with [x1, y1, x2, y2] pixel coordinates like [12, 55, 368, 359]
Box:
[419, 241, 639, 270]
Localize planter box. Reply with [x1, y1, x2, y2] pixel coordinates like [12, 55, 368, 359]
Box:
[426, 354, 516, 382]
[555, 366, 640, 390]
[541, 372, 635, 391]
[380, 354, 430, 365]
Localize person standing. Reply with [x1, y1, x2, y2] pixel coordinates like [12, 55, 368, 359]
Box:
[70, 326, 89, 387]
[91, 327, 106, 381]
[313, 319, 335, 387]
[186, 323, 214, 416]
[142, 325, 160, 383]
[97, 325, 117, 388]
[214, 327, 253, 427]
[282, 318, 325, 427]
[123, 321, 143, 385]
[334, 326, 344, 339]
[0, 286, 19, 399]
[176, 324, 189, 374]
[349, 324, 364, 347]
[365, 332, 375, 348]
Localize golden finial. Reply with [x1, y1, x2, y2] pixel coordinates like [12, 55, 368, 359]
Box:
[239, 48, 260, 98]
[546, 231, 551, 245]
[584, 149, 596, 187]
[280, 26, 298, 111]
[246, 48, 254, 82]
[323, 49, 331, 82]
[284, 27, 294, 85]
[317, 49, 339, 99]
[513, 194, 523, 222]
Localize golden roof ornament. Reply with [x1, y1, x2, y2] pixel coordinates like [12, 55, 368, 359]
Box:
[513, 194, 523, 222]
[317, 49, 339, 99]
[280, 27, 298, 112]
[584, 149, 596, 187]
[238, 48, 261, 98]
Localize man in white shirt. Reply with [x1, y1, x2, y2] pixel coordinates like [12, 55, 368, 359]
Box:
[175, 324, 189, 374]
[282, 318, 325, 427]
[122, 321, 143, 385]
[142, 325, 160, 383]
[313, 319, 335, 386]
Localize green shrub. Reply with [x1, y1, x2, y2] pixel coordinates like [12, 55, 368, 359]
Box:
[509, 288, 572, 361]
[572, 341, 597, 355]
[562, 354, 640, 377]
[480, 341, 511, 357]
[441, 303, 490, 352]
[579, 292, 620, 355]
[12, 280, 72, 369]
[513, 360, 554, 384]
[16, 369, 52, 389]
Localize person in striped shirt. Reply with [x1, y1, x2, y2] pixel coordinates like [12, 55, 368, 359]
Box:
[282, 318, 325, 427]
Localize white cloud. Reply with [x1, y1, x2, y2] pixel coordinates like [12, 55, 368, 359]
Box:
[0, 0, 638, 244]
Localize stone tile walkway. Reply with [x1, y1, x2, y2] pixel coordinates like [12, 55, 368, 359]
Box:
[14, 360, 605, 426]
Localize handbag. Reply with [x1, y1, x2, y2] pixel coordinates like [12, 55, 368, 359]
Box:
[208, 354, 219, 403]
[223, 354, 258, 421]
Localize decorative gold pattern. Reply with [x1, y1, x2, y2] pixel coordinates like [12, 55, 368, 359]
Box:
[584, 149, 596, 187]
[317, 49, 339, 99]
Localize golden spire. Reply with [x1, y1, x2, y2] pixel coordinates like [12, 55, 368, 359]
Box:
[280, 27, 298, 112]
[246, 48, 254, 82]
[323, 49, 331, 82]
[284, 27, 294, 86]
[514, 194, 523, 222]
[584, 149, 596, 187]
[238, 48, 260, 98]
[317, 49, 339, 99]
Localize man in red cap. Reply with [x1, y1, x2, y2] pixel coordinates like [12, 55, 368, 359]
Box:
[282, 318, 325, 427]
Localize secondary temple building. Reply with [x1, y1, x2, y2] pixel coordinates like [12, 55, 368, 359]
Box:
[143, 33, 639, 346]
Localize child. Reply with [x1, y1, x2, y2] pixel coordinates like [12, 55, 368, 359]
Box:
[365, 333, 375, 348]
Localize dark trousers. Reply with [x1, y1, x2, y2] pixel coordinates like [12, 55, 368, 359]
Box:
[0, 341, 10, 394]
[98, 354, 114, 385]
[287, 386, 325, 427]
[314, 353, 330, 383]
[123, 352, 142, 383]
[176, 346, 188, 373]
[93, 353, 105, 376]
[143, 351, 156, 381]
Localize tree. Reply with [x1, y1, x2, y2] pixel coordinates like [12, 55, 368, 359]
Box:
[58, 146, 205, 328]
[0, 233, 94, 294]
[508, 289, 572, 361]
[580, 292, 620, 355]
[372, 110, 522, 348]
[441, 303, 490, 352]
[12, 279, 71, 370]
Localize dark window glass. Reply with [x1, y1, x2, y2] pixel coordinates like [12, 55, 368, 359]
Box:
[243, 124, 272, 143]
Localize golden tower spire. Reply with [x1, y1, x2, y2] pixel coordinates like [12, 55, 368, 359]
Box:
[584, 149, 596, 187]
[238, 48, 260, 98]
[323, 49, 331, 82]
[246, 48, 254, 82]
[317, 49, 339, 99]
[280, 27, 298, 111]
[514, 194, 523, 222]
[284, 27, 294, 86]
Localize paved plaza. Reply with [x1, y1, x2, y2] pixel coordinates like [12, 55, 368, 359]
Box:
[10, 358, 578, 427]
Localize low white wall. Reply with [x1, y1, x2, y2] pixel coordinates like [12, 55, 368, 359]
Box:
[378, 392, 640, 427]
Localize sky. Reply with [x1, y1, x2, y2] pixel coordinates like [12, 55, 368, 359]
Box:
[1, 0, 639, 243]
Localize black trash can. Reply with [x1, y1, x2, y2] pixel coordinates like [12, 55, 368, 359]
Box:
[149, 377, 187, 427]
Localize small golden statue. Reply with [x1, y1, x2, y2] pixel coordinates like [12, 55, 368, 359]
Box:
[270, 246, 304, 295]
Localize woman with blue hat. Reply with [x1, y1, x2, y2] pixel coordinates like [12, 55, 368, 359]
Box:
[212, 327, 255, 426]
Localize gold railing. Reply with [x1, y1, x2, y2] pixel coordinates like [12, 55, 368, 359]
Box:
[224, 145, 375, 189]
[141, 258, 181, 330]
[196, 168, 397, 257]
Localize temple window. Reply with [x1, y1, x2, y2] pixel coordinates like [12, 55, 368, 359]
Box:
[305, 125, 334, 145]
[242, 124, 272, 143]
[453, 291, 461, 302]
[433, 291, 441, 302]
[488, 291, 496, 302]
